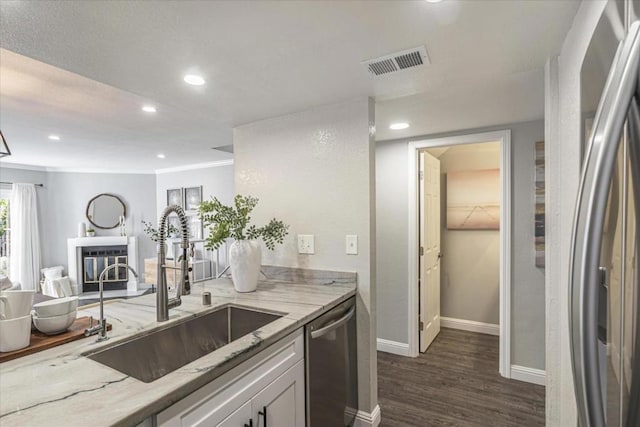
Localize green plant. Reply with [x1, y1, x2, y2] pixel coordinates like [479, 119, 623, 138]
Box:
[199, 195, 288, 250]
[0, 199, 7, 238]
[141, 220, 179, 242]
[87, 228, 95, 233]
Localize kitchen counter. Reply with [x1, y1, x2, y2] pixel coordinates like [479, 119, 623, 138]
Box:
[0, 267, 356, 427]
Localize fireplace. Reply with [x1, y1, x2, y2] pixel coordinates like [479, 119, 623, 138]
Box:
[67, 236, 139, 295]
[82, 245, 128, 292]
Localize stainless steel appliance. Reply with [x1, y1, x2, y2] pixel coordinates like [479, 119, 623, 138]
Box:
[571, 1, 640, 426]
[306, 297, 358, 426]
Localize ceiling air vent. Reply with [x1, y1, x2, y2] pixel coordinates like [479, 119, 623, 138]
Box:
[363, 46, 430, 76]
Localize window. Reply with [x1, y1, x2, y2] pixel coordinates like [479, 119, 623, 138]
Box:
[0, 188, 10, 276]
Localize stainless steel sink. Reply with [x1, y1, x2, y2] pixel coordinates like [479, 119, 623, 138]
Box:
[86, 305, 282, 382]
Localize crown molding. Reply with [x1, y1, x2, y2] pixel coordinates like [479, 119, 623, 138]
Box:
[1, 159, 234, 175]
[0, 162, 48, 171]
[46, 167, 154, 174]
[155, 159, 234, 174]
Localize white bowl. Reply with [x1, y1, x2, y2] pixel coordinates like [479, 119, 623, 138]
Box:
[32, 310, 77, 335]
[33, 296, 78, 318]
[0, 314, 31, 352]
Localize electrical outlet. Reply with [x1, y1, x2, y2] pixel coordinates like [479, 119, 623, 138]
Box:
[346, 235, 358, 255]
[297, 234, 315, 254]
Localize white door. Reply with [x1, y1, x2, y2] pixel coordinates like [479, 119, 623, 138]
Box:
[251, 360, 305, 427]
[419, 151, 441, 353]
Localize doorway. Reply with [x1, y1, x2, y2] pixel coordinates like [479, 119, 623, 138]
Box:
[407, 130, 512, 378]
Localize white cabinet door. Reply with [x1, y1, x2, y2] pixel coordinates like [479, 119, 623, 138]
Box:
[217, 400, 252, 427]
[156, 330, 304, 427]
[251, 360, 305, 427]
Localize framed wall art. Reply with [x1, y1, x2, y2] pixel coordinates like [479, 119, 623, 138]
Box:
[535, 141, 545, 268]
[184, 186, 203, 211]
[446, 169, 500, 230]
[167, 188, 183, 208]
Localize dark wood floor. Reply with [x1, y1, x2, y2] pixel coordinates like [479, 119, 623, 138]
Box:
[378, 328, 545, 427]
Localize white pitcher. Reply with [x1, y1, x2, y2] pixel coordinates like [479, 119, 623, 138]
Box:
[0, 290, 35, 320]
[0, 314, 31, 352]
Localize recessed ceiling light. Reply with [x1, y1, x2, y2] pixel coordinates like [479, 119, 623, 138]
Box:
[389, 122, 410, 130]
[142, 105, 157, 113]
[183, 74, 205, 86]
[48, 135, 61, 141]
[157, 154, 166, 159]
[425, 0, 444, 3]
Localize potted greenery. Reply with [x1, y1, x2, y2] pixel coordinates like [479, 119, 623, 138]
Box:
[199, 195, 288, 292]
[141, 220, 179, 242]
[142, 220, 181, 259]
[86, 227, 96, 237]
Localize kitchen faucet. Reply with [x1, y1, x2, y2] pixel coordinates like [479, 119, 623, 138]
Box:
[157, 205, 191, 322]
[85, 263, 138, 342]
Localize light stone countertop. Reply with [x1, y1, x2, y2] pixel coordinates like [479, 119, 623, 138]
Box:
[0, 267, 356, 427]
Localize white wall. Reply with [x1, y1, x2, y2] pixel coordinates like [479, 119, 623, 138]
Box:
[431, 143, 500, 325]
[233, 98, 378, 415]
[376, 119, 545, 370]
[155, 163, 234, 220]
[545, 1, 607, 425]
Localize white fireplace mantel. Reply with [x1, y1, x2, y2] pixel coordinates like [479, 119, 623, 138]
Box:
[67, 236, 138, 295]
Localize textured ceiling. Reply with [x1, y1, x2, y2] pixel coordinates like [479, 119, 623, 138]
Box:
[0, 0, 580, 170]
[0, 49, 232, 172]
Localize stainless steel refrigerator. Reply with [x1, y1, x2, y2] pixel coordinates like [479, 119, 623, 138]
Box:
[571, 1, 640, 426]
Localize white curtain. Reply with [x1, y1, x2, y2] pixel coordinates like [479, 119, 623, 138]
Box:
[9, 183, 41, 291]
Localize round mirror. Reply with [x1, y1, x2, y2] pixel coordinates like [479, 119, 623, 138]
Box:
[86, 194, 126, 229]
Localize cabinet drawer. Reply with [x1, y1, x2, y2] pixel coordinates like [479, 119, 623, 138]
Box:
[157, 329, 303, 426]
[213, 399, 252, 427]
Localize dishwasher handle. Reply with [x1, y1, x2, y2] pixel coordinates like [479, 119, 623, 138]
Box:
[310, 306, 355, 339]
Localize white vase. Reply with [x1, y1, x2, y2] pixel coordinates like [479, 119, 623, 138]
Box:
[78, 222, 86, 238]
[229, 240, 261, 293]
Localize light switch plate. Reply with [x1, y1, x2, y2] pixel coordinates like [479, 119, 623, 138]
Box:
[297, 234, 315, 254]
[346, 235, 358, 255]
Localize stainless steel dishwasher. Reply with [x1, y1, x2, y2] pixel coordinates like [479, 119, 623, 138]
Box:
[306, 297, 358, 426]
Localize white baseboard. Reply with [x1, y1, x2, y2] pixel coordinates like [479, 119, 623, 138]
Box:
[440, 317, 500, 336]
[510, 365, 546, 386]
[353, 404, 381, 427]
[377, 338, 410, 356]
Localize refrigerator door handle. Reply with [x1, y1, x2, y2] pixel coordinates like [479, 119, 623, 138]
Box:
[569, 21, 640, 427]
[625, 97, 640, 427]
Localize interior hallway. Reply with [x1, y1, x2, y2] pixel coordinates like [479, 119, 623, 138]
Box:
[378, 328, 545, 426]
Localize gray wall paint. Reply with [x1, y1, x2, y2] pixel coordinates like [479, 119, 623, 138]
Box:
[1, 166, 157, 279]
[432, 143, 500, 325]
[155, 164, 234, 220]
[375, 141, 409, 343]
[45, 171, 157, 278]
[234, 98, 378, 413]
[2, 164, 235, 283]
[376, 119, 545, 370]
[510, 120, 546, 370]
